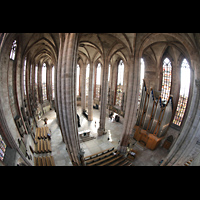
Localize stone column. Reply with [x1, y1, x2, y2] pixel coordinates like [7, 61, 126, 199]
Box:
[56, 33, 84, 166]
[88, 61, 95, 121]
[117, 54, 140, 153]
[98, 56, 109, 136]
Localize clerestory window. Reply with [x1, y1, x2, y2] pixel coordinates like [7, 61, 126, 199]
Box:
[115, 60, 124, 107]
[173, 58, 190, 126]
[161, 57, 172, 102]
[10, 40, 17, 60]
[42, 63, 47, 101]
[96, 63, 101, 99]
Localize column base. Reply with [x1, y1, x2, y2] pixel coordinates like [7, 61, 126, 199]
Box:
[97, 127, 106, 136]
[88, 115, 93, 121]
[117, 145, 127, 154]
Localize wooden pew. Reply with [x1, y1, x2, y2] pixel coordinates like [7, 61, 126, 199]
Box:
[50, 156, 55, 166]
[98, 154, 122, 166]
[44, 139, 48, 153]
[47, 140, 52, 152]
[38, 157, 42, 166]
[42, 156, 47, 166]
[44, 127, 47, 138]
[86, 149, 116, 164]
[118, 160, 130, 166]
[109, 157, 126, 166]
[84, 147, 114, 161]
[37, 140, 41, 153]
[87, 152, 119, 166]
[46, 156, 51, 166]
[41, 127, 44, 139]
[41, 139, 44, 153]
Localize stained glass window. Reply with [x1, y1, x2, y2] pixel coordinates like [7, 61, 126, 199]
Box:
[42, 63, 47, 101]
[35, 64, 39, 103]
[96, 63, 101, 99]
[116, 60, 124, 107]
[10, 40, 17, 60]
[76, 64, 80, 96]
[138, 58, 145, 106]
[107, 64, 111, 103]
[161, 58, 172, 102]
[52, 66, 55, 99]
[0, 134, 6, 161]
[108, 64, 111, 82]
[86, 64, 90, 96]
[173, 58, 190, 126]
[23, 58, 27, 95]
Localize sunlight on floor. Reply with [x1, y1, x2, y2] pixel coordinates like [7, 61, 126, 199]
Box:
[47, 119, 54, 124]
[108, 130, 113, 142]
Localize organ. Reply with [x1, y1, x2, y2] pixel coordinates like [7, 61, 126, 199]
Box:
[133, 80, 173, 150]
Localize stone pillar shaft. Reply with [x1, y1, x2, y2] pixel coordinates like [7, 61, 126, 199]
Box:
[98, 57, 109, 136]
[88, 61, 95, 121]
[81, 62, 86, 112]
[56, 33, 84, 166]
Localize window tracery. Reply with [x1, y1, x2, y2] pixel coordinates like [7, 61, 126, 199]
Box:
[96, 63, 101, 99]
[10, 40, 17, 60]
[173, 58, 190, 126]
[116, 60, 124, 107]
[42, 63, 47, 101]
[76, 64, 80, 96]
[161, 57, 172, 102]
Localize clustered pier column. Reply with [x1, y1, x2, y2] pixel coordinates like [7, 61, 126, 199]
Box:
[56, 33, 85, 166]
[98, 57, 109, 136]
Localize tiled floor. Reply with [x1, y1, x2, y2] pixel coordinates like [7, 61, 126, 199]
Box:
[37, 106, 169, 166]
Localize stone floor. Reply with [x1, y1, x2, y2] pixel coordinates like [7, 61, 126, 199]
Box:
[37, 106, 169, 166]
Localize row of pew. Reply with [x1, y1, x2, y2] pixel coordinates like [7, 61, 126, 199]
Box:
[34, 138, 52, 154]
[84, 147, 133, 166]
[34, 126, 55, 166]
[34, 155, 55, 166]
[35, 126, 50, 141]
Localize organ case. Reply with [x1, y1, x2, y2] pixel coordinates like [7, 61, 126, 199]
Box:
[133, 80, 173, 150]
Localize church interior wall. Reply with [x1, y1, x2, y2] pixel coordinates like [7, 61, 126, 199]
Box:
[0, 33, 200, 166]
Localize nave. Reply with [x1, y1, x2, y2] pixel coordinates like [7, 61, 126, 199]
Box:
[37, 106, 168, 166]
[1, 33, 200, 166]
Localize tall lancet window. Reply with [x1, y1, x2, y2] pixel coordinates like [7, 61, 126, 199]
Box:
[96, 63, 101, 99]
[161, 57, 172, 102]
[138, 58, 145, 105]
[52, 66, 55, 99]
[76, 64, 80, 96]
[23, 57, 27, 95]
[35, 64, 39, 102]
[116, 60, 124, 107]
[86, 64, 90, 96]
[10, 40, 17, 60]
[173, 58, 190, 126]
[42, 63, 47, 101]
